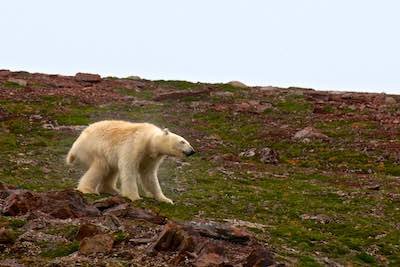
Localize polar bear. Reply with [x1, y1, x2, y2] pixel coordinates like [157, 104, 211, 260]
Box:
[66, 120, 195, 204]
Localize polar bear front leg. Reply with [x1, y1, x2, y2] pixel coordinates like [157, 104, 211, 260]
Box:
[119, 163, 141, 201]
[141, 169, 173, 204]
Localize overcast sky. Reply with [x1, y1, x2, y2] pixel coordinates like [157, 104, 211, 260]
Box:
[1, 1, 399, 94]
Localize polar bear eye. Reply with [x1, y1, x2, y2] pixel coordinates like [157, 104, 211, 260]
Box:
[180, 141, 185, 144]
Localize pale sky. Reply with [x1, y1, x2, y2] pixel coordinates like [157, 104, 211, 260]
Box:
[1, 1, 399, 94]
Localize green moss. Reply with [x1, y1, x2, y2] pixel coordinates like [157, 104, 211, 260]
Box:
[41, 241, 80, 258]
[114, 231, 128, 242]
[276, 95, 312, 113]
[114, 87, 153, 100]
[356, 252, 376, 264]
[298, 256, 322, 267]
[154, 80, 201, 90]
[2, 81, 24, 89]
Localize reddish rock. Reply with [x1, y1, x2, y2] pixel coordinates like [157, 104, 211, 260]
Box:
[0, 228, 16, 244]
[243, 247, 274, 267]
[188, 221, 251, 244]
[79, 233, 114, 255]
[0, 259, 25, 267]
[2, 190, 100, 218]
[148, 222, 195, 255]
[0, 70, 11, 77]
[194, 252, 227, 267]
[98, 197, 166, 225]
[74, 72, 102, 82]
[76, 223, 103, 240]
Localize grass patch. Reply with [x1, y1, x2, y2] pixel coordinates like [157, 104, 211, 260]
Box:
[41, 241, 80, 258]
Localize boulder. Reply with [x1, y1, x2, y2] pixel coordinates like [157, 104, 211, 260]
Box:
[74, 72, 102, 83]
[79, 233, 114, 255]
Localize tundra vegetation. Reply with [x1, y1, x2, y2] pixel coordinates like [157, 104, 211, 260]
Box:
[0, 71, 399, 266]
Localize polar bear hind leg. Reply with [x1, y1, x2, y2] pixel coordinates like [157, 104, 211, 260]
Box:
[77, 159, 109, 194]
[97, 170, 119, 194]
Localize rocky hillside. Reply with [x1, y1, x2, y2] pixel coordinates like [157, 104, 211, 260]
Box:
[0, 70, 399, 266]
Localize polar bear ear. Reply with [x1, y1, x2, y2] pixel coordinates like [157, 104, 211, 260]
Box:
[163, 128, 170, 135]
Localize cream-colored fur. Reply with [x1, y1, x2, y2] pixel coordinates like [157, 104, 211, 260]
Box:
[66, 120, 195, 204]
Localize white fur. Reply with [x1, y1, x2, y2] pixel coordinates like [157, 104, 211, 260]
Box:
[66, 120, 194, 204]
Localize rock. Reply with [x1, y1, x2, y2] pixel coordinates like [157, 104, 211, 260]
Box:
[0, 70, 11, 77]
[79, 233, 114, 255]
[29, 115, 43, 120]
[187, 221, 251, 244]
[300, 214, 331, 224]
[194, 252, 227, 267]
[76, 223, 103, 240]
[42, 124, 86, 131]
[93, 196, 127, 211]
[239, 148, 257, 158]
[293, 127, 329, 141]
[126, 75, 141, 80]
[366, 184, 381, 191]
[0, 259, 25, 267]
[385, 96, 397, 105]
[2, 190, 100, 218]
[211, 91, 234, 97]
[227, 81, 247, 88]
[243, 247, 274, 267]
[74, 72, 102, 82]
[259, 147, 279, 164]
[0, 228, 16, 244]
[101, 202, 166, 225]
[7, 78, 27, 87]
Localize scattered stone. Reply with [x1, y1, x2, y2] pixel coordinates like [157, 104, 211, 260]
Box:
[42, 124, 86, 131]
[148, 222, 195, 256]
[29, 114, 43, 121]
[0, 228, 16, 244]
[74, 72, 102, 83]
[187, 221, 251, 244]
[0, 259, 25, 267]
[93, 196, 127, 211]
[293, 126, 330, 141]
[243, 247, 274, 267]
[300, 214, 331, 224]
[79, 233, 114, 255]
[385, 96, 397, 105]
[76, 223, 103, 240]
[223, 219, 268, 232]
[366, 184, 381, 191]
[7, 78, 27, 87]
[239, 148, 279, 164]
[211, 91, 234, 97]
[259, 147, 279, 164]
[194, 251, 227, 267]
[102, 203, 166, 225]
[227, 81, 247, 88]
[239, 148, 257, 158]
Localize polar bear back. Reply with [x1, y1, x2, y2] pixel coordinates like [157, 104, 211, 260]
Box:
[70, 120, 161, 168]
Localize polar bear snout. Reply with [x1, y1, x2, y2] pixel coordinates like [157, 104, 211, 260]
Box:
[184, 148, 195, 156]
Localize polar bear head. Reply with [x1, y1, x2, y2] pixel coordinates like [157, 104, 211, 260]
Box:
[155, 128, 195, 158]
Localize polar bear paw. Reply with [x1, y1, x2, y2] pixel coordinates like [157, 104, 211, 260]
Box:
[156, 196, 174, 204]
